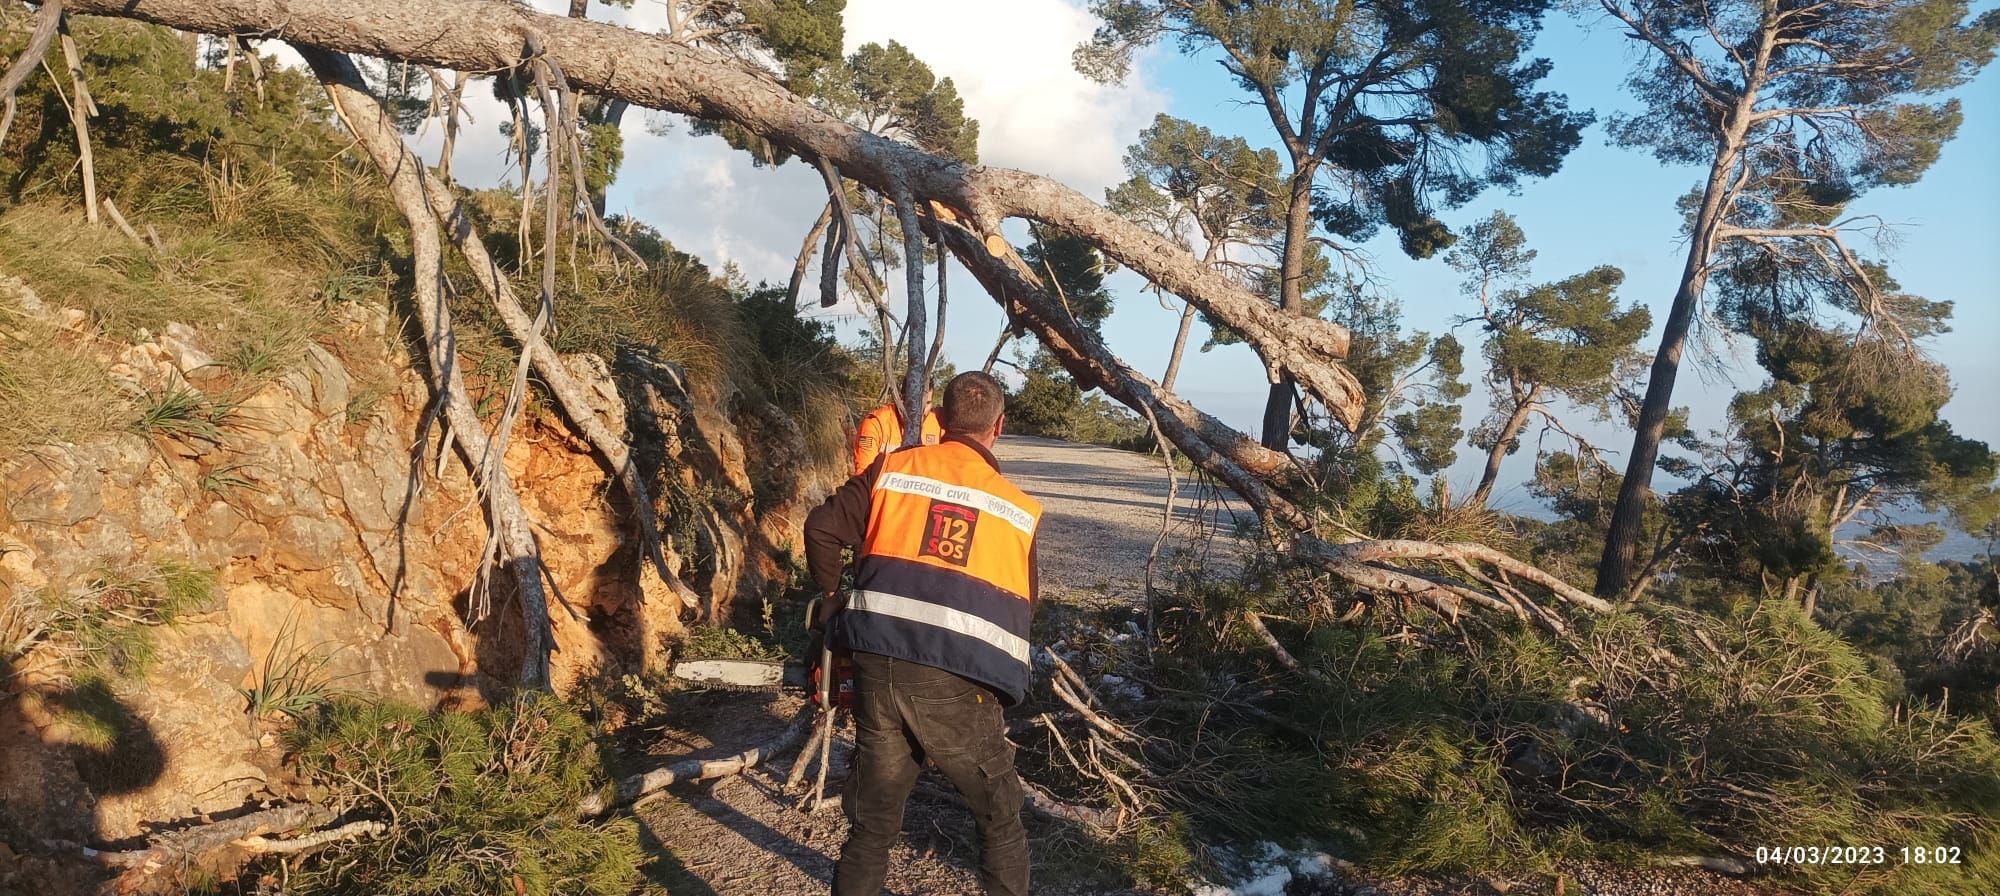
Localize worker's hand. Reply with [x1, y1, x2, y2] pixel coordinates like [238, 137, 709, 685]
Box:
[815, 591, 843, 628]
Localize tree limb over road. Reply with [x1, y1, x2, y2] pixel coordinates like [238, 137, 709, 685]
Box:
[56, 0, 1365, 431]
[48, 0, 1607, 637]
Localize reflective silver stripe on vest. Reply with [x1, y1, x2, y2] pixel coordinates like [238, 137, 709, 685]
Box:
[846, 590, 1031, 664]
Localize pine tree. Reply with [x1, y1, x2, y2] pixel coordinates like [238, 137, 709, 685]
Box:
[1583, 0, 2000, 596]
[1078, 0, 1588, 451]
[1105, 113, 1281, 391]
[1447, 212, 1651, 507]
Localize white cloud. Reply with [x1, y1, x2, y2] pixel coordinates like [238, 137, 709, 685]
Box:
[843, 0, 1166, 195]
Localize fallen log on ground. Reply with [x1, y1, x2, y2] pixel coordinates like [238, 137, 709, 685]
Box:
[576, 701, 819, 818]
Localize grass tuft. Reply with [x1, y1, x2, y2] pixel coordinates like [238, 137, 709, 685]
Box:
[241, 612, 359, 727]
[0, 310, 132, 454]
[132, 383, 237, 443]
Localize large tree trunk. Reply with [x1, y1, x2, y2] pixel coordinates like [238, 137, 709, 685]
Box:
[1596, 141, 1743, 596]
[59, 0, 1364, 431]
[1261, 161, 1320, 450]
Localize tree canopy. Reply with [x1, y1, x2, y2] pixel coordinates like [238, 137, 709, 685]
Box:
[1447, 212, 1651, 506]
[1077, 0, 1589, 450]
[1585, 0, 2000, 595]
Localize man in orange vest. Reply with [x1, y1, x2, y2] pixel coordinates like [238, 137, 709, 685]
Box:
[851, 390, 942, 475]
[806, 372, 1040, 896]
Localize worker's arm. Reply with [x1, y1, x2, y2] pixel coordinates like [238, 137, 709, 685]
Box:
[804, 457, 884, 622]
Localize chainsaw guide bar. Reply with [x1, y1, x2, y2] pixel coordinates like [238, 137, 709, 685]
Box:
[670, 657, 800, 692]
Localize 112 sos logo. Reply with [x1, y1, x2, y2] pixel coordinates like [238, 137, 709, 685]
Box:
[921, 500, 978, 567]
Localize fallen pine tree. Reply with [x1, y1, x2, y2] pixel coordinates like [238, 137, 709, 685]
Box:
[20, 0, 1630, 666]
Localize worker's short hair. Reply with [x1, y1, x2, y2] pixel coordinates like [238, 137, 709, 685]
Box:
[940, 371, 1005, 434]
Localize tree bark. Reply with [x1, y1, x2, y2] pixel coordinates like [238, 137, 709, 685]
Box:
[59, 0, 1364, 429]
[1470, 384, 1542, 508]
[894, 192, 928, 447]
[1262, 160, 1320, 450]
[57, 15, 98, 225]
[312, 50, 696, 613]
[0, 0, 64, 143]
[813, 155, 899, 399]
[788, 198, 834, 306]
[982, 328, 1011, 374]
[300, 43, 553, 688]
[577, 703, 818, 817]
[924, 214, 949, 378]
[1160, 301, 1196, 393]
[1596, 139, 1743, 596]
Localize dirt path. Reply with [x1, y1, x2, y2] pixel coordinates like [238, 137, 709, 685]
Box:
[634, 692, 1141, 896]
[992, 435, 1251, 607]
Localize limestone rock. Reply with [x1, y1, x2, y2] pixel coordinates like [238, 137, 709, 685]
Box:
[0, 302, 824, 850]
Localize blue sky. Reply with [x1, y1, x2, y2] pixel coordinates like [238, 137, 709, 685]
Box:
[463, 1, 1998, 520]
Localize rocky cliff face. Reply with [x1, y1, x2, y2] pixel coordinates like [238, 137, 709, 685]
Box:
[0, 279, 826, 850]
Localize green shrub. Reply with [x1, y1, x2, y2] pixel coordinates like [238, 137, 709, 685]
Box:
[1118, 812, 1200, 893]
[1004, 348, 1150, 450]
[679, 624, 785, 661]
[282, 695, 644, 896]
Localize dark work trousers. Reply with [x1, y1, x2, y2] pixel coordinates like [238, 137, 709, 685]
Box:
[832, 651, 1028, 896]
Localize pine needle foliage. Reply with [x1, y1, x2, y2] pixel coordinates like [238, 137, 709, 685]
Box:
[283, 695, 643, 896]
[1150, 572, 2000, 894]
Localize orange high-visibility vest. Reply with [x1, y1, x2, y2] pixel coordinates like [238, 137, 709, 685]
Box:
[835, 439, 1042, 703]
[852, 403, 942, 475]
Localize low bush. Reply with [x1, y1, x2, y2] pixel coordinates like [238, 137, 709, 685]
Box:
[10, 559, 217, 681]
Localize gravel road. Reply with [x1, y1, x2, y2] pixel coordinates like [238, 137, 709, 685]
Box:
[993, 435, 1251, 606]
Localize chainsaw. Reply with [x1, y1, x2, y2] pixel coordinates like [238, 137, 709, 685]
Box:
[667, 597, 852, 703]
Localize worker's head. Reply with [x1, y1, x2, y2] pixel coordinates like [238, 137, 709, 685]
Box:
[940, 371, 1006, 446]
